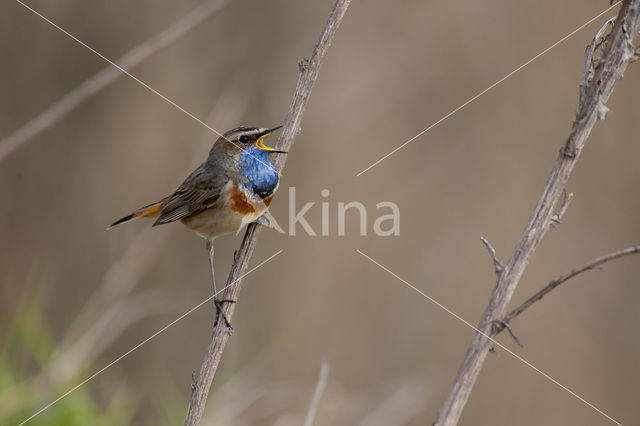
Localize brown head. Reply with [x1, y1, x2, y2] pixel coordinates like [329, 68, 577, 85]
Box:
[208, 126, 285, 167]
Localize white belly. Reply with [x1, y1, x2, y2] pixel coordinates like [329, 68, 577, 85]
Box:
[181, 204, 245, 240]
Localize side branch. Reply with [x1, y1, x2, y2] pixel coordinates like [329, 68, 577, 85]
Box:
[498, 245, 640, 328]
[480, 237, 504, 275]
[435, 2, 640, 425]
[183, 1, 352, 425]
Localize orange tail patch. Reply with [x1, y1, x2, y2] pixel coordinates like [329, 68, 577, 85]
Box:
[133, 202, 164, 218]
[108, 201, 164, 229]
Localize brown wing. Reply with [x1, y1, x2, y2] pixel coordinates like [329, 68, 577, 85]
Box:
[153, 164, 228, 226]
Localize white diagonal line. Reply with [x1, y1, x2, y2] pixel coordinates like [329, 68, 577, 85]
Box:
[12, 0, 281, 176]
[356, 2, 621, 177]
[356, 249, 621, 425]
[18, 249, 284, 426]
[0, 0, 230, 161]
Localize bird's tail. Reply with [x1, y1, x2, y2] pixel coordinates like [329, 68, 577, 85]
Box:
[107, 200, 165, 229]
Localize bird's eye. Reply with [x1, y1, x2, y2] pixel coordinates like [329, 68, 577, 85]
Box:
[239, 135, 250, 144]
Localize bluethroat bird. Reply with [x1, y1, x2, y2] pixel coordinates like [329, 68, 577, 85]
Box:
[109, 126, 286, 329]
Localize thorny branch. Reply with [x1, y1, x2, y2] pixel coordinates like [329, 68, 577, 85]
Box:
[183, 1, 352, 425]
[435, 2, 640, 425]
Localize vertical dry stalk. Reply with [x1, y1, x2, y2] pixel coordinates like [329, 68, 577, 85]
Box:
[183, 1, 352, 425]
[435, 1, 640, 425]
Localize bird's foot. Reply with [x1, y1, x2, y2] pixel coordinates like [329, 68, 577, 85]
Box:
[214, 297, 236, 331]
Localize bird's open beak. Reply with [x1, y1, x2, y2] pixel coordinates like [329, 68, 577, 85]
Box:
[256, 126, 287, 153]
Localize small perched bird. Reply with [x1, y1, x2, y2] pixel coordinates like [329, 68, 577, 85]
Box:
[109, 126, 286, 328]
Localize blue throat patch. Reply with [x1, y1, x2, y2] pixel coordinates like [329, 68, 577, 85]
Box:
[239, 147, 279, 198]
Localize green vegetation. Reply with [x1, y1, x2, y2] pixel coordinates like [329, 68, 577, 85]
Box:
[0, 291, 138, 426]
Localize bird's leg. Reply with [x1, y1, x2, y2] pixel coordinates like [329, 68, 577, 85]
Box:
[206, 240, 235, 330]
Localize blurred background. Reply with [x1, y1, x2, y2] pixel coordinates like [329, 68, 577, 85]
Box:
[1, 0, 639, 424]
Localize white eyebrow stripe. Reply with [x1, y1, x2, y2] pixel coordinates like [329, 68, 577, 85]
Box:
[227, 128, 261, 140]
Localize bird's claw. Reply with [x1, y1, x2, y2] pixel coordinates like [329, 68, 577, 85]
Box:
[214, 297, 236, 331]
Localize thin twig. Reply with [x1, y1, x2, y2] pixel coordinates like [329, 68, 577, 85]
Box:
[498, 245, 640, 327]
[183, 1, 352, 425]
[0, 0, 230, 161]
[480, 237, 504, 275]
[303, 362, 330, 426]
[550, 191, 574, 226]
[435, 3, 640, 425]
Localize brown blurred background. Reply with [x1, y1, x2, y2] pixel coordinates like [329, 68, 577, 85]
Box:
[1, 0, 639, 425]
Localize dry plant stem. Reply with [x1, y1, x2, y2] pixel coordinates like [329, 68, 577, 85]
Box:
[184, 225, 261, 426]
[184, 1, 352, 424]
[499, 245, 640, 327]
[435, 2, 640, 425]
[0, 0, 230, 161]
